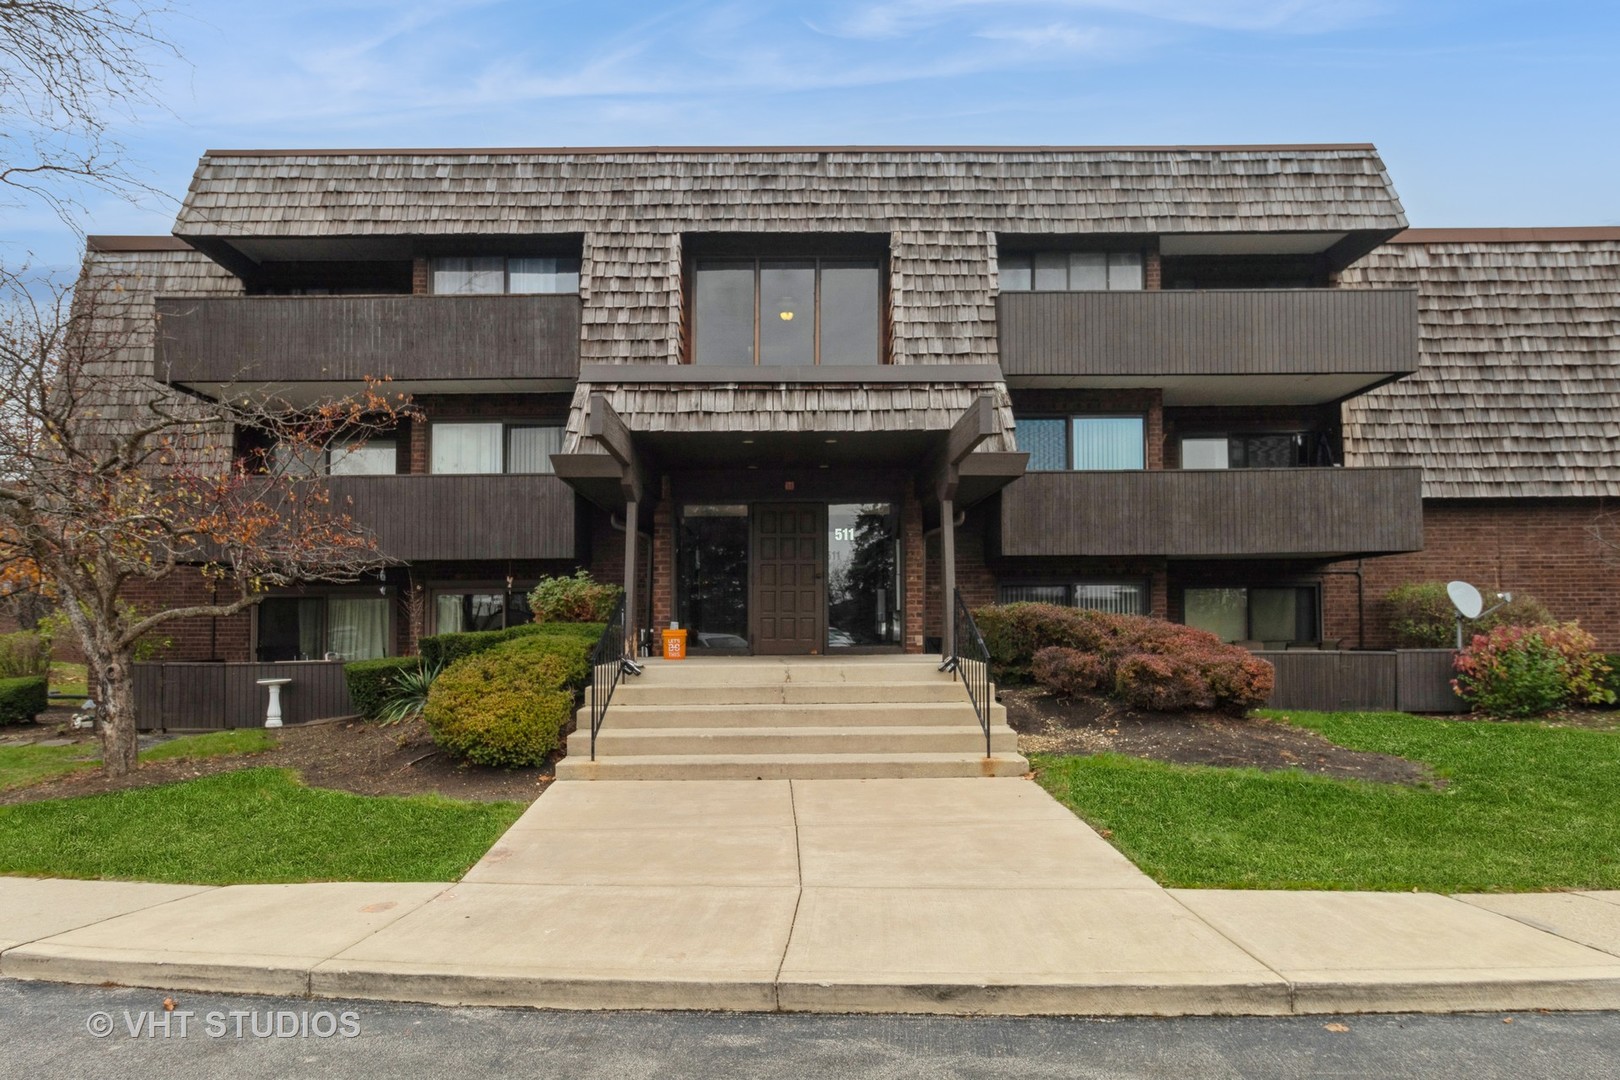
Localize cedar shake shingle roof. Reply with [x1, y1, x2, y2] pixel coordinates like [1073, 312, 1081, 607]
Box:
[174, 146, 1407, 368]
[1342, 230, 1620, 498]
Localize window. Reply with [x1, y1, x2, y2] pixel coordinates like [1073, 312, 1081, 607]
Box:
[999, 582, 1149, 615]
[692, 257, 882, 366]
[257, 595, 391, 661]
[1183, 586, 1318, 646]
[1014, 415, 1145, 471]
[432, 256, 579, 295]
[275, 437, 396, 477]
[1001, 251, 1144, 291]
[430, 422, 562, 474]
[1178, 432, 1334, 469]
[433, 589, 533, 634]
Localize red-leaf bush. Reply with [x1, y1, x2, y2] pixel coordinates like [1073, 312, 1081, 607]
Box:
[978, 603, 1273, 715]
[1032, 646, 1107, 697]
[1452, 622, 1616, 717]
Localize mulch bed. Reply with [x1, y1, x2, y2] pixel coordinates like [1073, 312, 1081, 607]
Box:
[1002, 686, 1437, 786]
[0, 716, 554, 807]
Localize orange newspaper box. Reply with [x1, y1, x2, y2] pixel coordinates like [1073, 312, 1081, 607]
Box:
[662, 628, 688, 660]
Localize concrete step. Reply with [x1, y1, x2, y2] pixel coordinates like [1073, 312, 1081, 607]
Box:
[554, 751, 1031, 781]
[608, 680, 972, 706]
[568, 724, 1021, 758]
[626, 659, 956, 687]
[577, 700, 1007, 730]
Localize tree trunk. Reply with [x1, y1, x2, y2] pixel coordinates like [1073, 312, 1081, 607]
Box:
[97, 652, 139, 778]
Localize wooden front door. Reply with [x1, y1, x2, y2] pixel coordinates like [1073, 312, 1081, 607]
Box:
[752, 504, 824, 655]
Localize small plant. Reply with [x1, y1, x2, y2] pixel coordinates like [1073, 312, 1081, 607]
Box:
[344, 656, 419, 720]
[1032, 646, 1106, 697]
[0, 630, 51, 679]
[1452, 622, 1616, 717]
[0, 675, 48, 725]
[423, 634, 594, 767]
[527, 570, 622, 624]
[376, 661, 442, 726]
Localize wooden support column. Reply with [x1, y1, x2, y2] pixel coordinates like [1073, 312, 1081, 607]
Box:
[587, 394, 646, 659]
[939, 495, 956, 658]
[925, 395, 998, 660]
[622, 500, 639, 657]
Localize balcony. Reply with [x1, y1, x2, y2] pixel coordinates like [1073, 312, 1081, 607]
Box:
[325, 474, 578, 562]
[996, 288, 1418, 404]
[154, 294, 581, 397]
[997, 467, 1424, 559]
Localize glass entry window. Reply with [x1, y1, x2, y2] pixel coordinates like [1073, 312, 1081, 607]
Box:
[433, 590, 533, 634]
[257, 595, 390, 661]
[826, 503, 900, 648]
[677, 505, 750, 649]
[693, 258, 882, 366]
[1184, 586, 1318, 646]
[999, 582, 1148, 615]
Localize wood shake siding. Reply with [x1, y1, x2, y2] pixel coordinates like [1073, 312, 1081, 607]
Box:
[175, 147, 1408, 368]
[1341, 231, 1620, 498]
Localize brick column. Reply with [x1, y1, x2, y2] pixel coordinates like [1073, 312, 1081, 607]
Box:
[1149, 568, 1169, 620]
[903, 490, 925, 653]
[651, 477, 674, 631]
[411, 257, 431, 295]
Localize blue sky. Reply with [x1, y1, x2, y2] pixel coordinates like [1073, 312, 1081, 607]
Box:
[11, 0, 1619, 274]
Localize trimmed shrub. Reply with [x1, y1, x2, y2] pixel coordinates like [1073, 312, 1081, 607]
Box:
[995, 603, 1274, 715]
[1114, 653, 1209, 712]
[1386, 581, 1556, 648]
[1452, 623, 1616, 717]
[0, 675, 48, 726]
[423, 634, 594, 767]
[528, 570, 623, 624]
[343, 657, 418, 720]
[0, 631, 51, 679]
[418, 620, 603, 670]
[1032, 647, 1107, 697]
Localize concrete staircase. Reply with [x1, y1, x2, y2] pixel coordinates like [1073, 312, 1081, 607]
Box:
[555, 656, 1028, 781]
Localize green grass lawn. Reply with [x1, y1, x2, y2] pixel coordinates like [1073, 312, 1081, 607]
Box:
[0, 743, 97, 791]
[0, 729, 274, 793]
[48, 661, 88, 699]
[0, 767, 524, 884]
[1036, 709, 1620, 893]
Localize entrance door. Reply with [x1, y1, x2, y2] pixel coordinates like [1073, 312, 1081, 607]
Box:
[752, 504, 824, 655]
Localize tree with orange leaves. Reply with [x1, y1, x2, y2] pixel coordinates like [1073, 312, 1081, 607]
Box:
[0, 266, 412, 776]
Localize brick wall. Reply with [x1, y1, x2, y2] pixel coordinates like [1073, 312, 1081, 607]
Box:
[1333, 499, 1620, 651]
[123, 570, 252, 662]
[651, 479, 674, 631]
[902, 490, 925, 652]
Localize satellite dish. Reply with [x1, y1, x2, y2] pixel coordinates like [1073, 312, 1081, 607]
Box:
[1447, 581, 1484, 620]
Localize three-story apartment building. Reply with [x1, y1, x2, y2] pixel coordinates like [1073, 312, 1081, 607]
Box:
[85, 145, 1426, 675]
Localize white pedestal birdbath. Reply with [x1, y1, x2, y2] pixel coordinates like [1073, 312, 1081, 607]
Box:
[255, 677, 293, 729]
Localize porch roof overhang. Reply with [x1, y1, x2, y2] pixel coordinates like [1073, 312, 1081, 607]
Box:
[552, 392, 1027, 519]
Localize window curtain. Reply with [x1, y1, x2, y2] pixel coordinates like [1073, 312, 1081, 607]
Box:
[432, 256, 504, 295]
[434, 595, 465, 635]
[431, 423, 503, 474]
[507, 426, 562, 474]
[1184, 588, 1248, 644]
[508, 257, 580, 294]
[327, 597, 388, 661]
[328, 439, 396, 476]
[1071, 417, 1144, 470]
[1073, 584, 1147, 615]
[1015, 418, 1069, 471]
[998, 585, 1069, 605]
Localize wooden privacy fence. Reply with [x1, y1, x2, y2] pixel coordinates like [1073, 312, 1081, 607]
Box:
[133, 662, 354, 731]
[1257, 649, 1465, 713]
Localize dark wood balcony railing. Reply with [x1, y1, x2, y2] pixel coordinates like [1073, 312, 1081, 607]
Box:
[996, 288, 1418, 382]
[326, 474, 577, 561]
[155, 294, 581, 387]
[998, 467, 1423, 558]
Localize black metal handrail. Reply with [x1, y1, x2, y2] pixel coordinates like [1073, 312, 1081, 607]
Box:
[945, 588, 994, 760]
[586, 595, 641, 761]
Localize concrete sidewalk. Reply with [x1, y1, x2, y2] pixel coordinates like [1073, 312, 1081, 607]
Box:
[5, 778, 1620, 1015]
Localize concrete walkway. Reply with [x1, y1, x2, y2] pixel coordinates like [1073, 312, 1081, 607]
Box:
[5, 778, 1620, 1015]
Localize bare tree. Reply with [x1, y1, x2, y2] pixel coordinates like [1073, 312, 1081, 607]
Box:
[0, 267, 412, 776]
[0, 0, 179, 225]
[1591, 504, 1620, 566]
